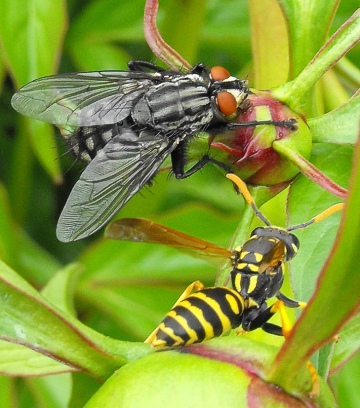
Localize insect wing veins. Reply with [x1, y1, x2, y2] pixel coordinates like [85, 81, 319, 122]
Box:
[56, 127, 178, 242]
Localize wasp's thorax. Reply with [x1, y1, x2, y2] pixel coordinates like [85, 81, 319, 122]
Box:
[231, 226, 300, 303]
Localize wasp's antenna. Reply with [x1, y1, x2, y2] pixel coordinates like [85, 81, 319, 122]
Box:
[287, 203, 344, 231]
[226, 173, 271, 226]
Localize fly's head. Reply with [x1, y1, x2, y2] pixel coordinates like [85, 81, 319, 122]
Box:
[209, 66, 249, 122]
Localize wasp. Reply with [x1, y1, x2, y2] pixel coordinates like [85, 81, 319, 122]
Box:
[143, 280, 294, 347]
[106, 174, 343, 346]
[12, 61, 296, 242]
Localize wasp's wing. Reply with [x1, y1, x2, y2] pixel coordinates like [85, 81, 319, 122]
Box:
[106, 218, 232, 268]
[258, 241, 286, 273]
[11, 71, 157, 126]
[56, 127, 176, 242]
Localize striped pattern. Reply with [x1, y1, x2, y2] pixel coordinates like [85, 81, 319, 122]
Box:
[231, 227, 300, 303]
[67, 121, 129, 163]
[132, 75, 212, 133]
[151, 287, 245, 347]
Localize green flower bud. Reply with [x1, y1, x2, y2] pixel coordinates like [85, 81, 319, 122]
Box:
[209, 91, 312, 185]
[85, 337, 336, 408]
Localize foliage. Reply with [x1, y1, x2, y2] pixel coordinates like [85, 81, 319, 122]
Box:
[0, 0, 359, 406]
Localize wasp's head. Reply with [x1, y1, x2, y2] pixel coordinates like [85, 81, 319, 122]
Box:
[251, 226, 300, 262]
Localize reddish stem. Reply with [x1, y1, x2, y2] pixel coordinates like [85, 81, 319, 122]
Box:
[144, 0, 192, 70]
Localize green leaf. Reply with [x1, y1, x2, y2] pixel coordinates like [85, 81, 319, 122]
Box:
[0, 0, 67, 86]
[25, 375, 72, 408]
[0, 0, 67, 182]
[0, 259, 149, 380]
[67, 42, 131, 72]
[69, 373, 101, 408]
[0, 376, 13, 408]
[330, 352, 360, 407]
[330, 312, 360, 372]
[272, 8, 360, 114]
[155, 0, 207, 65]
[277, 0, 339, 77]
[65, 0, 144, 45]
[288, 143, 352, 299]
[15, 230, 61, 287]
[267, 136, 360, 391]
[0, 340, 74, 377]
[309, 89, 360, 144]
[0, 183, 17, 270]
[248, 0, 290, 88]
[27, 119, 63, 184]
[41, 263, 83, 316]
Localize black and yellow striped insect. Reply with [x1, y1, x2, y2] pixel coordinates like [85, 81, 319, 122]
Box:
[144, 281, 248, 347]
[143, 280, 295, 347]
[107, 174, 343, 342]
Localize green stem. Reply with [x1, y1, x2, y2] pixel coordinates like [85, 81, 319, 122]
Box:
[272, 9, 360, 113]
[267, 132, 360, 391]
[273, 141, 348, 198]
[215, 200, 255, 286]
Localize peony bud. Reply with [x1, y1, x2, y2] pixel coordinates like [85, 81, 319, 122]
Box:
[85, 337, 336, 407]
[209, 90, 312, 185]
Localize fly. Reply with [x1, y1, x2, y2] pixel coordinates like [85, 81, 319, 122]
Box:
[12, 61, 295, 242]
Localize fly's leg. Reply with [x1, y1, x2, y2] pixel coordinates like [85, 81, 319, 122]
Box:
[128, 60, 166, 72]
[171, 142, 232, 179]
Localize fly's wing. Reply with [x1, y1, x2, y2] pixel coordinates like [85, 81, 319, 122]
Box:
[106, 218, 232, 268]
[11, 71, 158, 126]
[56, 127, 176, 242]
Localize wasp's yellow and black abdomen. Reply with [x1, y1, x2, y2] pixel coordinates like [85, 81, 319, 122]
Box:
[150, 287, 245, 347]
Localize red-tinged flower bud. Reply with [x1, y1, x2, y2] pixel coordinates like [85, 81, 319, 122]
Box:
[209, 90, 313, 185]
[84, 337, 336, 408]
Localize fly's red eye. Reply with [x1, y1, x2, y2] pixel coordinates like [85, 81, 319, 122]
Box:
[216, 92, 237, 116]
[210, 66, 230, 81]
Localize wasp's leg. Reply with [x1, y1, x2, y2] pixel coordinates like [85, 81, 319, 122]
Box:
[268, 300, 320, 398]
[241, 300, 297, 337]
[240, 302, 282, 334]
[144, 280, 205, 344]
[277, 292, 307, 309]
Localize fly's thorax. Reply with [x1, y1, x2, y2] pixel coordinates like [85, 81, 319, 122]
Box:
[251, 226, 300, 261]
[131, 74, 213, 133]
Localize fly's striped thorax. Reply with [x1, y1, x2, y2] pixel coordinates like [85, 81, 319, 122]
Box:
[151, 287, 245, 347]
[131, 74, 212, 133]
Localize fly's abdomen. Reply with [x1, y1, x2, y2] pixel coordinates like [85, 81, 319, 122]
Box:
[63, 121, 136, 163]
[63, 124, 117, 163]
[150, 287, 244, 347]
[131, 76, 212, 133]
